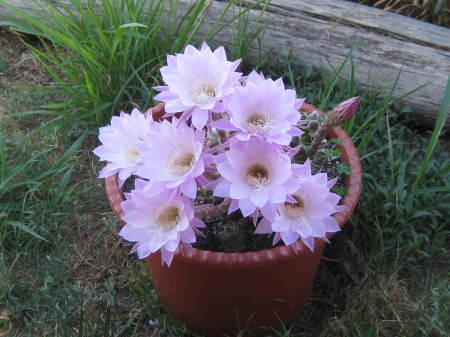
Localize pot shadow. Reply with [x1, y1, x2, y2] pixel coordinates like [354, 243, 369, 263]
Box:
[214, 231, 361, 337]
[288, 231, 361, 336]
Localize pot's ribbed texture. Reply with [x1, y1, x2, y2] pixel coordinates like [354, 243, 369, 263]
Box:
[104, 103, 362, 336]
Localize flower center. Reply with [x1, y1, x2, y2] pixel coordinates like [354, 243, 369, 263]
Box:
[169, 152, 195, 176]
[246, 163, 269, 190]
[246, 113, 274, 133]
[155, 205, 180, 230]
[191, 84, 216, 105]
[284, 194, 306, 219]
[124, 148, 139, 163]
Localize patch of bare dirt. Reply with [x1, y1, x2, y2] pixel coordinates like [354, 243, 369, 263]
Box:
[0, 28, 49, 87]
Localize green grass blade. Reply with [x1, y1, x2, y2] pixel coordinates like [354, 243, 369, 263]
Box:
[7, 220, 48, 241]
[410, 76, 450, 194]
[319, 40, 365, 110]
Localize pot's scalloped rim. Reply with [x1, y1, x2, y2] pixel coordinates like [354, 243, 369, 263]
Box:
[105, 103, 362, 267]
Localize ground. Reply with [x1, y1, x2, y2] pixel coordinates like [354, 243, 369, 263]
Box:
[0, 29, 152, 337]
[1, 26, 449, 337]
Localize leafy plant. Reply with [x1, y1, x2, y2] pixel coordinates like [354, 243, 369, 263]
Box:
[0, 0, 264, 127]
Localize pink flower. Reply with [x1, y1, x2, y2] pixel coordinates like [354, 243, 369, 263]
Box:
[120, 187, 205, 266]
[213, 138, 297, 217]
[154, 42, 241, 129]
[211, 71, 305, 145]
[136, 118, 205, 199]
[255, 161, 342, 251]
[92, 108, 153, 183]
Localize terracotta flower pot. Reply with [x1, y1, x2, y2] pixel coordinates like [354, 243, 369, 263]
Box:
[104, 103, 362, 337]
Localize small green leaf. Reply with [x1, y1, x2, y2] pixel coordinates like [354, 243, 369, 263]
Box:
[325, 148, 341, 159]
[337, 162, 352, 175]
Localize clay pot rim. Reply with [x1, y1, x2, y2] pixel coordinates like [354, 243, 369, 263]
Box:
[105, 103, 362, 267]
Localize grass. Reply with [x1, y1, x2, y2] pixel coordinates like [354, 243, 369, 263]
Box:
[0, 0, 265, 128]
[260, 53, 450, 336]
[0, 0, 449, 336]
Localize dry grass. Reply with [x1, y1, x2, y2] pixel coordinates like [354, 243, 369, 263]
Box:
[353, 0, 450, 27]
[327, 275, 420, 336]
[323, 270, 449, 337]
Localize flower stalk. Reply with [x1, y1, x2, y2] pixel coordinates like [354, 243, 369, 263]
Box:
[307, 97, 360, 159]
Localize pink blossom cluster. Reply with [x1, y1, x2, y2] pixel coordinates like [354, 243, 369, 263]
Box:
[94, 43, 344, 266]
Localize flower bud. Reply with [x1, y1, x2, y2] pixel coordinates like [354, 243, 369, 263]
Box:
[331, 96, 360, 124]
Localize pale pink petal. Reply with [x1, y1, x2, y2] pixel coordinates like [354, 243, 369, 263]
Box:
[224, 150, 246, 171]
[160, 247, 175, 266]
[136, 243, 153, 259]
[191, 161, 205, 178]
[217, 163, 241, 182]
[249, 189, 269, 208]
[260, 203, 277, 221]
[269, 185, 286, 203]
[287, 127, 303, 137]
[153, 85, 168, 92]
[211, 101, 225, 112]
[323, 216, 340, 232]
[164, 98, 186, 113]
[180, 227, 196, 243]
[228, 199, 239, 214]
[302, 237, 315, 251]
[191, 108, 209, 129]
[239, 199, 257, 217]
[327, 178, 338, 189]
[98, 164, 120, 178]
[165, 239, 180, 252]
[230, 182, 250, 199]
[154, 90, 177, 102]
[281, 230, 300, 245]
[273, 232, 282, 245]
[180, 178, 197, 199]
[191, 217, 206, 228]
[255, 218, 273, 234]
[210, 119, 239, 131]
[294, 98, 305, 110]
[235, 132, 251, 141]
[213, 180, 230, 198]
[271, 218, 290, 232]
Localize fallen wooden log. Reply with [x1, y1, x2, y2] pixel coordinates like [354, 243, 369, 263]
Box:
[192, 0, 450, 129]
[1, 0, 449, 129]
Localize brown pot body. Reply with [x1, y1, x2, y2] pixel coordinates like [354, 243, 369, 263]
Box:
[105, 103, 362, 337]
[147, 244, 325, 336]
